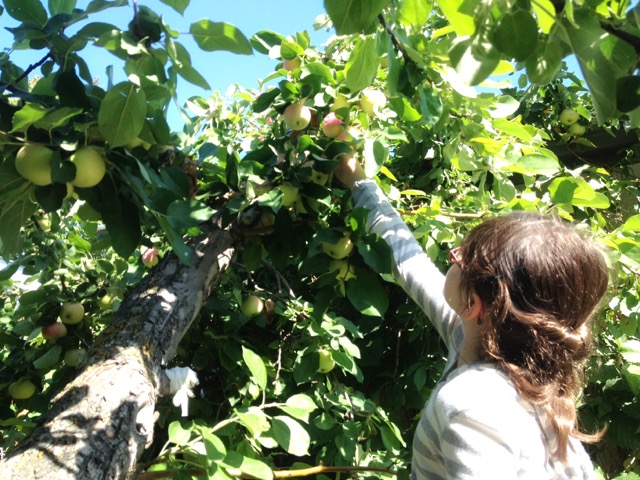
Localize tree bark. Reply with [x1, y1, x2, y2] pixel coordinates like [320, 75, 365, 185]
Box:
[0, 223, 237, 480]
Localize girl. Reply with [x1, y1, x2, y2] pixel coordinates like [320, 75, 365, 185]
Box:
[334, 156, 609, 479]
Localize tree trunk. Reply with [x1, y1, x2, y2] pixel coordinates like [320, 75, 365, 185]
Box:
[0, 223, 237, 480]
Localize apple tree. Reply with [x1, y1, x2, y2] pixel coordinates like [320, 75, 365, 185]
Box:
[0, 0, 639, 479]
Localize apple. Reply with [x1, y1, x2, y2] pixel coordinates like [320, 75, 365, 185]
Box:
[559, 108, 579, 126]
[70, 147, 107, 188]
[141, 245, 160, 267]
[8, 379, 36, 400]
[322, 235, 354, 259]
[567, 123, 586, 136]
[330, 259, 356, 282]
[359, 88, 386, 116]
[59, 302, 84, 325]
[317, 349, 335, 374]
[279, 182, 300, 207]
[37, 214, 52, 232]
[321, 112, 344, 138]
[15, 144, 54, 186]
[64, 348, 86, 367]
[97, 289, 123, 310]
[241, 295, 264, 317]
[42, 322, 67, 341]
[283, 104, 312, 131]
[282, 57, 301, 71]
[330, 94, 350, 112]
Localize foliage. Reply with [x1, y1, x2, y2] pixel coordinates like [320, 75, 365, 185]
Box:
[0, 0, 639, 478]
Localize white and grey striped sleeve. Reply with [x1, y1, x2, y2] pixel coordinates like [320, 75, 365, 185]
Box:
[351, 180, 460, 345]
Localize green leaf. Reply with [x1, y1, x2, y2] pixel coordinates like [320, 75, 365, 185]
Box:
[242, 346, 267, 390]
[344, 37, 378, 93]
[622, 214, 640, 232]
[279, 394, 317, 422]
[448, 36, 500, 86]
[10, 104, 50, 133]
[166, 199, 213, 231]
[525, 39, 564, 85]
[169, 41, 211, 90]
[34, 107, 83, 130]
[33, 345, 62, 370]
[98, 81, 146, 147]
[48, 0, 77, 15]
[221, 451, 273, 480]
[548, 177, 578, 204]
[190, 20, 252, 55]
[435, 0, 476, 36]
[531, 0, 556, 34]
[250, 30, 285, 55]
[158, 0, 189, 15]
[271, 416, 310, 456]
[324, 0, 390, 35]
[168, 421, 192, 446]
[0, 196, 38, 257]
[491, 9, 538, 62]
[397, 0, 432, 27]
[346, 270, 389, 316]
[200, 430, 226, 462]
[511, 154, 561, 176]
[616, 76, 640, 113]
[252, 88, 280, 113]
[4, 0, 48, 27]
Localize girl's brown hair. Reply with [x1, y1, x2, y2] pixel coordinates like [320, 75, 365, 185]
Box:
[458, 211, 609, 461]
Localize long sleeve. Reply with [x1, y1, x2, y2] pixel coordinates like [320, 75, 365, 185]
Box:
[351, 179, 460, 347]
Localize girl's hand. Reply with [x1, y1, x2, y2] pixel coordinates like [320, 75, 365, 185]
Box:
[333, 153, 366, 189]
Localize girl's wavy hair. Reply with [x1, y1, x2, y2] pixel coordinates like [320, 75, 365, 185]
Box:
[458, 211, 609, 462]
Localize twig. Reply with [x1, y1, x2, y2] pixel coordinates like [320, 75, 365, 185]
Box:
[260, 259, 295, 297]
[13, 52, 52, 84]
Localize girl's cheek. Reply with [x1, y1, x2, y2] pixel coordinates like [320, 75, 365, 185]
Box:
[443, 265, 465, 314]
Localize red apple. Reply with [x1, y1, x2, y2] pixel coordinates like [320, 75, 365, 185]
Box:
[141, 245, 159, 267]
[321, 112, 344, 138]
[42, 322, 67, 341]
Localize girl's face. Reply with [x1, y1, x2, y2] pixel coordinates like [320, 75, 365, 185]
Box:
[444, 264, 467, 314]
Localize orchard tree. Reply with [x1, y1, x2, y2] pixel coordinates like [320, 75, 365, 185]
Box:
[1, 1, 640, 479]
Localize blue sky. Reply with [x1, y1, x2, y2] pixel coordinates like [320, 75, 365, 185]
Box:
[1, 0, 331, 126]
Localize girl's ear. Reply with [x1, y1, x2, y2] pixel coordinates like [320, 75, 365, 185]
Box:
[461, 292, 484, 323]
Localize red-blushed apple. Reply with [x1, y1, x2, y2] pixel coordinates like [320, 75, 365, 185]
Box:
[359, 88, 386, 116]
[59, 301, 84, 325]
[42, 322, 67, 341]
[559, 108, 579, 126]
[15, 144, 54, 186]
[8, 379, 36, 400]
[241, 295, 264, 317]
[322, 235, 354, 259]
[141, 245, 160, 267]
[70, 147, 107, 188]
[321, 112, 344, 138]
[317, 348, 336, 373]
[283, 104, 312, 131]
[282, 57, 301, 71]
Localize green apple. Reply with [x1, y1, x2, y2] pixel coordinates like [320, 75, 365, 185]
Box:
[559, 108, 579, 126]
[567, 123, 586, 136]
[317, 348, 335, 374]
[241, 295, 264, 317]
[322, 236, 354, 259]
[359, 88, 386, 116]
[282, 57, 301, 71]
[321, 112, 344, 138]
[64, 348, 86, 367]
[70, 147, 107, 188]
[141, 245, 160, 267]
[283, 104, 312, 131]
[330, 259, 356, 281]
[15, 144, 54, 186]
[8, 379, 36, 400]
[279, 182, 300, 207]
[42, 322, 67, 341]
[97, 289, 123, 310]
[37, 214, 52, 232]
[59, 301, 84, 325]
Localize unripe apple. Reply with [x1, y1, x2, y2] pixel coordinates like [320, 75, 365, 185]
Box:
[567, 123, 586, 136]
[64, 348, 86, 367]
[317, 348, 335, 374]
[321, 235, 354, 259]
[321, 112, 344, 138]
[37, 214, 52, 232]
[42, 322, 67, 341]
[97, 289, 123, 310]
[359, 88, 386, 116]
[330, 259, 356, 281]
[241, 295, 264, 317]
[8, 379, 36, 400]
[141, 245, 159, 267]
[59, 301, 84, 325]
[283, 104, 312, 131]
[559, 108, 579, 126]
[282, 57, 301, 71]
[70, 147, 107, 188]
[15, 144, 54, 186]
[279, 182, 300, 207]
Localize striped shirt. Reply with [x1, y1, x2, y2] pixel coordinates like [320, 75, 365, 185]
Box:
[352, 180, 594, 480]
